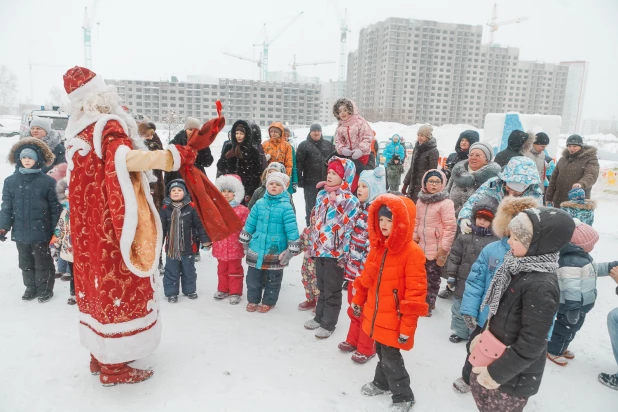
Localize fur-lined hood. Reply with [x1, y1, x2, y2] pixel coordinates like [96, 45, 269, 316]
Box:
[332, 98, 359, 121]
[368, 194, 416, 254]
[507, 131, 535, 155]
[561, 145, 598, 160]
[492, 196, 540, 238]
[8, 138, 55, 167]
[560, 200, 597, 210]
[215, 174, 245, 204]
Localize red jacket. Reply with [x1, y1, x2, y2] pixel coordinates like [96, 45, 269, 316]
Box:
[353, 194, 428, 350]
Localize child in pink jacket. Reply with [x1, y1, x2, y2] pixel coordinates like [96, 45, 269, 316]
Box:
[213, 174, 250, 305]
[413, 169, 457, 316]
[333, 98, 373, 159]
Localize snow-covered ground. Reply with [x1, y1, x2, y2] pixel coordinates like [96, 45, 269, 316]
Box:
[0, 118, 617, 411]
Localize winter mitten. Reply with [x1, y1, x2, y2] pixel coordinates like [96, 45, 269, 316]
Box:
[265, 154, 271, 161]
[278, 250, 293, 266]
[401, 184, 408, 195]
[463, 315, 477, 330]
[351, 303, 362, 317]
[472, 366, 500, 390]
[242, 243, 249, 253]
[234, 145, 244, 159]
[288, 240, 302, 256]
[340, 148, 353, 157]
[469, 333, 482, 353]
[436, 247, 448, 267]
[351, 149, 363, 159]
[0, 229, 6, 242]
[566, 309, 580, 325]
[398, 334, 409, 344]
[224, 148, 236, 159]
[447, 277, 456, 287]
[460, 219, 472, 234]
[174, 145, 197, 168]
[239, 230, 252, 246]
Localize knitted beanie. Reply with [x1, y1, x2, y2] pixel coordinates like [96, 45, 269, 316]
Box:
[266, 162, 286, 174]
[266, 172, 290, 189]
[475, 209, 495, 222]
[310, 123, 322, 132]
[535, 132, 550, 145]
[417, 124, 433, 138]
[29, 117, 52, 135]
[169, 180, 187, 194]
[568, 188, 586, 204]
[359, 166, 387, 203]
[378, 205, 392, 220]
[571, 219, 599, 253]
[20, 148, 38, 162]
[508, 212, 534, 250]
[327, 161, 345, 180]
[423, 170, 443, 187]
[184, 117, 200, 130]
[566, 134, 584, 147]
[469, 141, 495, 162]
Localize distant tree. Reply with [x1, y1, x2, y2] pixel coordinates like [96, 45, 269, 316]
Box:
[0, 66, 18, 107]
[162, 109, 183, 143]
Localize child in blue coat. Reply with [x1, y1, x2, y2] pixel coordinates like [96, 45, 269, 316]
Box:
[560, 187, 596, 226]
[240, 172, 300, 313]
[453, 196, 539, 394]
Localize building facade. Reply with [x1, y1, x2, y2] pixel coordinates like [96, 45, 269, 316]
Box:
[346, 17, 570, 128]
[318, 80, 345, 126]
[107, 78, 321, 128]
[560, 61, 588, 134]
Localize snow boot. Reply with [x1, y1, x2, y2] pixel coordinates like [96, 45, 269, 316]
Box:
[298, 300, 317, 311]
[342, 280, 349, 290]
[426, 308, 433, 317]
[351, 351, 376, 364]
[304, 319, 320, 330]
[55, 272, 63, 279]
[61, 273, 72, 282]
[67, 296, 76, 305]
[186, 293, 198, 300]
[338, 341, 357, 353]
[168, 295, 178, 303]
[453, 377, 471, 393]
[438, 287, 453, 299]
[361, 382, 391, 396]
[213, 291, 229, 300]
[99, 363, 153, 386]
[229, 295, 241, 305]
[90, 355, 101, 375]
[22, 288, 37, 301]
[547, 353, 568, 366]
[391, 401, 415, 411]
[194, 253, 201, 262]
[38, 292, 53, 303]
[257, 304, 274, 313]
[449, 334, 466, 343]
[598, 372, 618, 390]
[562, 350, 575, 360]
[315, 327, 333, 339]
[246, 303, 259, 312]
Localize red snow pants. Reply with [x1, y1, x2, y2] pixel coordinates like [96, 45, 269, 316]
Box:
[217, 259, 244, 295]
[345, 286, 376, 356]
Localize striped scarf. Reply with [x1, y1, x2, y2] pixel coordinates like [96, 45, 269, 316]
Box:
[481, 250, 559, 318]
[167, 201, 185, 260]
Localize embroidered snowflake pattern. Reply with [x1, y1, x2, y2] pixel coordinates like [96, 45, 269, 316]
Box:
[114, 299, 121, 307]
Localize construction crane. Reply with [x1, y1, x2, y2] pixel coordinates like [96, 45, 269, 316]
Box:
[486, 2, 528, 45]
[289, 55, 335, 82]
[223, 52, 262, 69]
[338, 9, 351, 97]
[82, 0, 99, 68]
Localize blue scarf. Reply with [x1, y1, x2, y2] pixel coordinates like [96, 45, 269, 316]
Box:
[229, 200, 239, 207]
[19, 167, 42, 175]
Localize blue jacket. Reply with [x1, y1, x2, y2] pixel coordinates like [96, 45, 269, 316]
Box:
[241, 191, 300, 270]
[458, 156, 543, 222]
[383, 135, 405, 165]
[460, 237, 510, 327]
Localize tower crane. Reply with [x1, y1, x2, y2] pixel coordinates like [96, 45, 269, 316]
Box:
[486, 2, 528, 45]
[223, 52, 262, 69]
[254, 11, 304, 81]
[82, 0, 99, 68]
[338, 9, 351, 97]
[289, 55, 335, 83]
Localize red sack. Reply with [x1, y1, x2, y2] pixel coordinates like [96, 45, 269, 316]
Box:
[179, 101, 243, 241]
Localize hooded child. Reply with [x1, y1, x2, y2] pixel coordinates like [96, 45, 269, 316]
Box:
[386, 154, 405, 192]
[560, 187, 596, 226]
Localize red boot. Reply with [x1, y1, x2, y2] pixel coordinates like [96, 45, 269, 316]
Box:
[99, 362, 154, 386]
[90, 354, 101, 375]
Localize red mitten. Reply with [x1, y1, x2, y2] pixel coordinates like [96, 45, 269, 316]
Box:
[174, 145, 197, 168]
[190, 116, 226, 151]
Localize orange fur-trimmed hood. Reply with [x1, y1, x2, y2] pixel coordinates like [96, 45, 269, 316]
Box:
[368, 194, 416, 254]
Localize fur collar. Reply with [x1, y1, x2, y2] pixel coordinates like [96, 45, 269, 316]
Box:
[562, 145, 598, 160]
[451, 161, 501, 188]
[418, 190, 448, 204]
[415, 137, 437, 153]
[492, 196, 540, 238]
[560, 200, 597, 210]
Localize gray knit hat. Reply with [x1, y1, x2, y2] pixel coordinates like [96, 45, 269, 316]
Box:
[184, 117, 201, 130]
[469, 141, 494, 162]
[417, 124, 433, 138]
[30, 117, 52, 135]
[310, 123, 322, 132]
[508, 212, 534, 250]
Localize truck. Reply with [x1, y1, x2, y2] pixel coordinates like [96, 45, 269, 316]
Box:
[20, 107, 70, 138]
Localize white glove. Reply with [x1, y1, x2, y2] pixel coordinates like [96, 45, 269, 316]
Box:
[351, 149, 363, 159]
[460, 219, 472, 234]
[265, 154, 271, 161]
[340, 148, 353, 157]
[472, 366, 501, 390]
[279, 250, 292, 266]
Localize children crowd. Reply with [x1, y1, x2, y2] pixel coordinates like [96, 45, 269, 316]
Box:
[2, 96, 618, 411]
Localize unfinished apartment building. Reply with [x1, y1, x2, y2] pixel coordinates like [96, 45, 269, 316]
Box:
[107, 78, 321, 128]
[347, 17, 569, 128]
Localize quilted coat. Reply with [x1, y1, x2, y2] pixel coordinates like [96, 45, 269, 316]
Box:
[263, 122, 293, 177]
[333, 98, 373, 157]
[212, 204, 250, 262]
[352, 194, 429, 350]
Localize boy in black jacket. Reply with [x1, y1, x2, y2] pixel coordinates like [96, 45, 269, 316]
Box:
[160, 179, 211, 302]
[0, 138, 61, 302]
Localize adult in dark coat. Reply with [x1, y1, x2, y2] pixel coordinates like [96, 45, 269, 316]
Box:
[138, 122, 165, 210]
[470, 207, 575, 407]
[217, 120, 264, 204]
[165, 117, 214, 184]
[23, 116, 66, 173]
[250, 122, 269, 172]
[0, 138, 62, 301]
[218, 131, 233, 178]
[494, 130, 534, 168]
[296, 123, 335, 225]
[444, 130, 480, 180]
[545, 135, 600, 207]
[402, 124, 439, 202]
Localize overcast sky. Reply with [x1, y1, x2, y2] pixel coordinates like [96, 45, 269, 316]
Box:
[1, 0, 616, 119]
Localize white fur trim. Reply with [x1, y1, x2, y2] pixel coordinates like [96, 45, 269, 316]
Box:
[64, 137, 92, 183]
[166, 144, 181, 172]
[79, 315, 161, 364]
[114, 146, 163, 278]
[79, 305, 159, 335]
[93, 115, 129, 159]
[68, 75, 108, 103]
[215, 175, 245, 204]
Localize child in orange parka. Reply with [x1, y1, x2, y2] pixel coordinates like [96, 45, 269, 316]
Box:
[351, 194, 428, 411]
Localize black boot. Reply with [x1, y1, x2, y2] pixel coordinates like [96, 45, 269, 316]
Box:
[38, 291, 54, 303]
[22, 288, 37, 301]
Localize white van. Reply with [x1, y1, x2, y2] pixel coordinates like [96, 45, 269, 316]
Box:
[20, 108, 70, 138]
